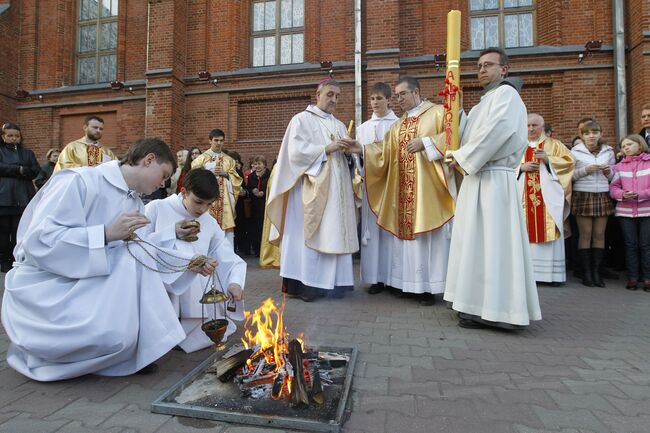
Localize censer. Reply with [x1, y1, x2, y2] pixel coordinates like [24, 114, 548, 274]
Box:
[200, 272, 230, 350]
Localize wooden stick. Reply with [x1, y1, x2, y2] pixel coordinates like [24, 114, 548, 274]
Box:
[288, 339, 310, 407]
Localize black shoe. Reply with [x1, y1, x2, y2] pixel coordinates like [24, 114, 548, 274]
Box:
[135, 362, 159, 375]
[592, 248, 606, 287]
[458, 319, 486, 329]
[578, 249, 594, 287]
[418, 293, 436, 306]
[626, 279, 639, 290]
[367, 283, 384, 295]
[300, 287, 319, 302]
[329, 288, 345, 299]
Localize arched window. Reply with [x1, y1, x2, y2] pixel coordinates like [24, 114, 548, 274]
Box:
[77, 0, 118, 84]
[470, 0, 535, 50]
[251, 0, 304, 67]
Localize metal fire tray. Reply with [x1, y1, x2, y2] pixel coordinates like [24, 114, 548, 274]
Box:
[151, 345, 357, 433]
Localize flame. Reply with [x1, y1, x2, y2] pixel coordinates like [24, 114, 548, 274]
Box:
[241, 297, 291, 378]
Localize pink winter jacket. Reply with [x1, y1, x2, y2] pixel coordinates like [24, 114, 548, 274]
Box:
[609, 152, 650, 217]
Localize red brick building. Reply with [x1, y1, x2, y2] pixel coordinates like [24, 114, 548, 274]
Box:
[1, 0, 649, 163]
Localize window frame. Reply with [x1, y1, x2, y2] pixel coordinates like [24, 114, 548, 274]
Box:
[469, 0, 536, 50]
[250, 0, 305, 67]
[76, 0, 119, 85]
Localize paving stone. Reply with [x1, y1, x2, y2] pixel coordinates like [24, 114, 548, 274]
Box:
[479, 360, 529, 374]
[341, 409, 386, 433]
[612, 382, 650, 399]
[593, 411, 650, 433]
[513, 425, 580, 433]
[54, 421, 126, 433]
[530, 406, 610, 433]
[356, 394, 415, 416]
[545, 391, 620, 415]
[410, 346, 453, 359]
[571, 368, 633, 384]
[385, 411, 449, 433]
[604, 395, 650, 417]
[102, 384, 164, 410]
[560, 380, 627, 398]
[415, 396, 477, 419]
[389, 354, 433, 369]
[46, 398, 125, 427]
[369, 343, 411, 355]
[445, 418, 517, 433]
[100, 404, 169, 433]
[581, 358, 634, 370]
[493, 387, 557, 408]
[434, 357, 481, 372]
[412, 366, 463, 385]
[438, 383, 496, 403]
[389, 378, 441, 399]
[0, 389, 76, 418]
[221, 426, 288, 433]
[0, 413, 68, 433]
[350, 376, 388, 394]
[364, 364, 412, 382]
[155, 416, 227, 432]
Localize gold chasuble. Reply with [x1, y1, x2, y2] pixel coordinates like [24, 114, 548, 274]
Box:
[192, 151, 242, 231]
[364, 101, 455, 240]
[521, 136, 574, 243]
[54, 139, 117, 173]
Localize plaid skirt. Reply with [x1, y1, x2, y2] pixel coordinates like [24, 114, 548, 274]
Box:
[571, 191, 613, 217]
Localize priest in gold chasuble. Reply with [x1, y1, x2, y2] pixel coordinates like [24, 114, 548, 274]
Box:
[347, 76, 456, 305]
[192, 129, 242, 248]
[266, 79, 358, 302]
[517, 113, 574, 283]
[54, 116, 117, 173]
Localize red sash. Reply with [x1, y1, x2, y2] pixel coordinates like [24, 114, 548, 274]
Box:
[524, 142, 547, 243]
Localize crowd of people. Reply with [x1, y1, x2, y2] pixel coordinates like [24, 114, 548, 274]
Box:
[1, 46, 649, 381]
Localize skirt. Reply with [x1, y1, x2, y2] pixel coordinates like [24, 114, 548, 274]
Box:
[572, 191, 613, 217]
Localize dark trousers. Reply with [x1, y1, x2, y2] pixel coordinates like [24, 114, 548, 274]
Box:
[0, 214, 21, 265]
[618, 216, 650, 280]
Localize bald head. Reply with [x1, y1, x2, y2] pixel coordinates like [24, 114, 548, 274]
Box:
[527, 113, 545, 141]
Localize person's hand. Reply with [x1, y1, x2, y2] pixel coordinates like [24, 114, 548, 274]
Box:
[585, 164, 602, 174]
[214, 166, 227, 177]
[188, 256, 217, 276]
[623, 191, 638, 200]
[406, 138, 425, 154]
[533, 149, 549, 164]
[339, 138, 362, 154]
[521, 161, 540, 172]
[106, 212, 150, 242]
[601, 165, 611, 176]
[325, 140, 347, 155]
[175, 219, 200, 241]
[227, 284, 244, 302]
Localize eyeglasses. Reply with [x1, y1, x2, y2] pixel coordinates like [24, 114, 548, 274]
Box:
[476, 61, 503, 71]
[191, 151, 201, 155]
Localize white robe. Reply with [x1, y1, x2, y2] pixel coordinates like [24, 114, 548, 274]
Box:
[145, 194, 247, 353]
[357, 111, 398, 285]
[444, 84, 541, 326]
[271, 105, 357, 290]
[517, 142, 568, 283]
[1, 161, 196, 381]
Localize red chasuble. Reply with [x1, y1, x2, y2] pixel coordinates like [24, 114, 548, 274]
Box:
[523, 142, 547, 243]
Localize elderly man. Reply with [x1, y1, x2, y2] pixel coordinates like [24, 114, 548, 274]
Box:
[345, 76, 455, 305]
[518, 113, 574, 284]
[266, 79, 358, 301]
[54, 115, 117, 172]
[444, 47, 541, 330]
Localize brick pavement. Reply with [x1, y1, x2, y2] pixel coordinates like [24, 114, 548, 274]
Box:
[1, 258, 649, 433]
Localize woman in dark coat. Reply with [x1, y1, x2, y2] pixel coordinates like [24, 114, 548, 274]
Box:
[34, 148, 60, 189]
[0, 122, 40, 272]
[246, 155, 270, 257]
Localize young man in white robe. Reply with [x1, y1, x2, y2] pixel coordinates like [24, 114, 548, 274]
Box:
[518, 113, 574, 284]
[444, 47, 541, 329]
[1, 138, 216, 381]
[356, 82, 398, 294]
[145, 168, 246, 353]
[266, 79, 358, 302]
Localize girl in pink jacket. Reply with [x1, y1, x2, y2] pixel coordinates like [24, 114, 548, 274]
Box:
[610, 134, 650, 291]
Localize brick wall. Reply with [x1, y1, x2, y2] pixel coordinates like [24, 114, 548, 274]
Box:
[1, 0, 649, 164]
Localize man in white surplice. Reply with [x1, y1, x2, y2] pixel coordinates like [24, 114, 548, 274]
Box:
[1, 139, 216, 381]
[357, 82, 398, 294]
[444, 47, 541, 329]
[266, 79, 358, 302]
[145, 168, 246, 353]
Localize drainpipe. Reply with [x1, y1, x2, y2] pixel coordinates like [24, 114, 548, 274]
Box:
[612, 0, 627, 141]
[354, 0, 362, 134]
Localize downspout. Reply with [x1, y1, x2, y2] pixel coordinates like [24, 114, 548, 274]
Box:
[354, 0, 362, 134]
[613, 0, 627, 141]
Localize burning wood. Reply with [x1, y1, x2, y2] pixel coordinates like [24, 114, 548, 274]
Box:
[213, 297, 351, 408]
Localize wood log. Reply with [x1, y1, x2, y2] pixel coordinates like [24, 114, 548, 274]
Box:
[288, 339, 310, 407]
[309, 365, 325, 405]
[215, 348, 254, 382]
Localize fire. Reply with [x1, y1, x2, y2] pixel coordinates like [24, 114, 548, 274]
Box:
[241, 296, 303, 399]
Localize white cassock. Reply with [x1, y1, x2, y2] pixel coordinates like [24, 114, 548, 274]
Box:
[1, 161, 197, 381]
[145, 194, 247, 353]
[444, 83, 541, 326]
[357, 111, 398, 285]
[267, 105, 358, 290]
[516, 141, 569, 283]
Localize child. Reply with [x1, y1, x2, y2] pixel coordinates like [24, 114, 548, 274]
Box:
[1, 138, 215, 381]
[356, 82, 398, 295]
[609, 134, 650, 291]
[145, 168, 246, 352]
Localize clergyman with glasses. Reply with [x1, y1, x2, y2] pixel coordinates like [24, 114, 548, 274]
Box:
[443, 47, 541, 330]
